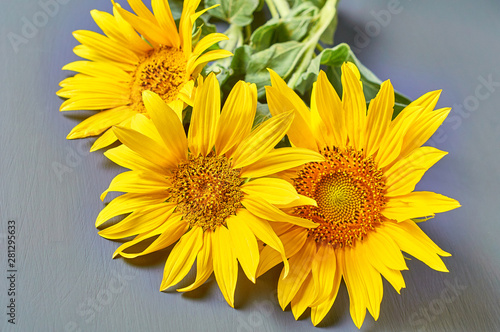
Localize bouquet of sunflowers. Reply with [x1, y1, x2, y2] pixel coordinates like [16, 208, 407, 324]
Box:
[58, 0, 460, 328]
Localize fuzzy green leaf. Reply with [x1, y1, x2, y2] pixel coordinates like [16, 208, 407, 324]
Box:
[206, 0, 260, 26]
[251, 3, 318, 52]
[245, 41, 304, 98]
[296, 43, 412, 116]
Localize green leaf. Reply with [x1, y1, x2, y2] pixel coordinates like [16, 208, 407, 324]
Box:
[245, 41, 304, 98]
[169, 0, 184, 20]
[319, 12, 337, 45]
[205, 0, 260, 26]
[231, 45, 253, 77]
[250, 3, 318, 52]
[295, 43, 412, 116]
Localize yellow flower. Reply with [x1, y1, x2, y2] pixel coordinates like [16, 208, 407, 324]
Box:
[261, 63, 461, 327]
[57, 0, 231, 151]
[96, 73, 323, 307]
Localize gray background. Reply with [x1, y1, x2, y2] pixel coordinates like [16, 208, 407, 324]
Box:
[1, 0, 499, 331]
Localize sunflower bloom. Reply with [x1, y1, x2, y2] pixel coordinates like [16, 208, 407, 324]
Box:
[58, 0, 231, 151]
[260, 63, 460, 327]
[96, 73, 323, 307]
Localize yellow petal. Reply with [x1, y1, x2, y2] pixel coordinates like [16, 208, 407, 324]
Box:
[276, 195, 317, 211]
[231, 111, 294, 169]
[72, 30, 139, 63]
[151, 0, 180, 47]
[277, 238, 316, 309]
[100, 170, 170, 200]
[240, 147, 323, 178]
[239, 209, 290, 278]
[399, 108, 451, 159]
[227, 215, 259, 283]
[366, 230, 408, 271]
[242, 196, 317, 228]
[90, 9, 151, 54]
[268, 69, 314, 135]
[355, 245, 383, 320]
[310, 244, 337, 306]
[242, 178, 299, 205]
[113, 3, 171, 47]
[188, 73, 220, 156]
[342, 247, 367, 329]
[383, 222, 449, 272]
[90, 127, 118, 152]
[67, 107, 135, 139]
[99, 204, 174, 240]
[72, 45, 137, 72]
[188, 49, 233, 73]
[215, 81, 257, 156]
[291, 274, 316, 319]
[364, 79, 394, 157]
[193, 33, 229, 57]
[310, 248, 342, 326]
[120, 213, 188, 259]
[62, 60, 130, 82]
[313, 70, 347, 149]
[212, 226, 238, 307]
[383, 191, 460, 222]
[179, 0, 200, 56]
[265, 80, 317, 150]
[143, 90, 188, 162]
[127, 0, 157, 23]
[129, 114, 163, 144]
[341, 62, 366, 151]
[385, 147, 448, 197]
[397, 220, 451, 257]
[407, 90, 442, 113]
[60, 95, 129, 111]
[111, 215, 176, 259]
[160, 227, 204, 290]
[58, 75, 129, 98]
[104, 144, 165, 174]
[374, 106, 421, 168]
[256, 227, 307, 279]
[177, 230, 214, 292]
[113, 126, 176, 170]
[96, 193, 165, 227]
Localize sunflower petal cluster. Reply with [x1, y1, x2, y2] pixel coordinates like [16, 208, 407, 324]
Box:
[261, 63, 460, 327]
[97, 73, 323, 307]
[58, 0, 231, 151]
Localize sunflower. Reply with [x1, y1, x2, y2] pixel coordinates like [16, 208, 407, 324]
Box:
[57, 0, 231, 151]
[259, 63, 460, 327]
[96, 73, 323, 307]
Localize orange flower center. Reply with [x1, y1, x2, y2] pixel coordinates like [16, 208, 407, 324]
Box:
[169, 153, 244, 231]
[130, 46, 187, 113]
[293, 146, 386, 248]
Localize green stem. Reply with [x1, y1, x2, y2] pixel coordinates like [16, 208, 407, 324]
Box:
[265, 0, 279, 19]
[245, 24, 252, 43]
[287, 0, 339, 89]
[271, 0, 290, 17]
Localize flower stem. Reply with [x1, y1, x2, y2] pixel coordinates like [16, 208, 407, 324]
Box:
[271, 0, 290, 17]
[265, 0, 280, 19]
[287, 0, 339, 89]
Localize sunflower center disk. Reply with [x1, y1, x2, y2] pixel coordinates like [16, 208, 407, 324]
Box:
[293, 147, 387, 248]
[130, 46, 187, 113]
[169, 154, 244, 231]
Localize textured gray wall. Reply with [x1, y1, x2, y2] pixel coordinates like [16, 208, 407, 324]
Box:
[1, 0, 499, 331]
